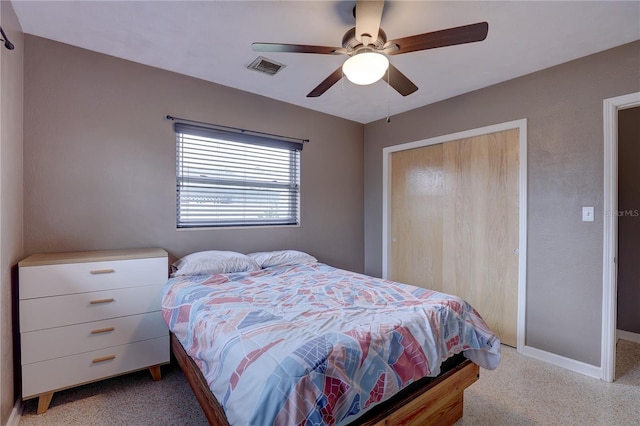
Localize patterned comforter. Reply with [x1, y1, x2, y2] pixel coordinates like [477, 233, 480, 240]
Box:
[162, 262, 501, 426]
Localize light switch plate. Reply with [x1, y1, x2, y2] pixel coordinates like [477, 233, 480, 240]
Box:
[582, 206, 594, 222]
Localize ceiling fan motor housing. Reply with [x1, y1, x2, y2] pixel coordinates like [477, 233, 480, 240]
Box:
[342, 27, 387, 55]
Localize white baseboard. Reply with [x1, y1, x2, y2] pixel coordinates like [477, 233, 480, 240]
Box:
[521, 345, 602, 379]
[617, 329, 640, 344]
[6, 399, 22, 426]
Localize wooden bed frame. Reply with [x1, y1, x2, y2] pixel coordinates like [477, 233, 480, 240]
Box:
[171, 333, 480, 425]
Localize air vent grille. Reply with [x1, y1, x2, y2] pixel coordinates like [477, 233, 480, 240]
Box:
[247, 56, 286, 76]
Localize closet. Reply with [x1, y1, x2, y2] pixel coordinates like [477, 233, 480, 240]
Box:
[389, 129, 519, 347]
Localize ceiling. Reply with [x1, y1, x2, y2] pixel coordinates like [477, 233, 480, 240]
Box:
[11, 1, 640, 124]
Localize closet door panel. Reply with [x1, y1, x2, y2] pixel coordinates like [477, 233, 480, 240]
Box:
[442, 129, 519, 347]
[390, 144, 444, 291]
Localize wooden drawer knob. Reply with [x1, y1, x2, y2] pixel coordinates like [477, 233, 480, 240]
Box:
[89, 298, 115, 305]
[90, 269, 115, 275]
[90, 327, 115, 334]
[92, 355, 116, 364]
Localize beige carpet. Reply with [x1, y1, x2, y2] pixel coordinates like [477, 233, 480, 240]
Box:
[455, 338, 640, 425]
[19, 340, 640, 426]
[19, 362, 209, 426]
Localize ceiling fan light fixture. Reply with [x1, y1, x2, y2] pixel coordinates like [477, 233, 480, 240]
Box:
[342, 51, 389, 85]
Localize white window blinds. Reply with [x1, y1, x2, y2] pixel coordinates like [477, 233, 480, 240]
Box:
[175, 123, 302, 228]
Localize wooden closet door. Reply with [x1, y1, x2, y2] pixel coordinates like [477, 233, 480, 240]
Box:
[390, 144, 444, 291]
[390, 129, 519, 347]
[442, 129, 519, 347]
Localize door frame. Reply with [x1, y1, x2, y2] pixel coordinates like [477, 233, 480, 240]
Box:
[382, 119, 528, 351]
[602, 92, 640, 382]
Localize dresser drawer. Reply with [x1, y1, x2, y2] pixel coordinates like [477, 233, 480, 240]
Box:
[20, 285, 163, 332]
[19, 257, 167, 299]
[22, 336, 169, 399]
[21, 311, 168, 365]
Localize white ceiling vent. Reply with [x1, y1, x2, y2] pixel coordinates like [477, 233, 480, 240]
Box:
[247, 56, 286, 76]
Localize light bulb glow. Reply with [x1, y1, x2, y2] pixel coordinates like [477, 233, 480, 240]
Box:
[342, 52, 389, 85]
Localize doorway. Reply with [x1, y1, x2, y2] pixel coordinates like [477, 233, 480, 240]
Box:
[382, 119, 527, 351]
[615, 106, 640, 381]
[602, 92, 640, 382]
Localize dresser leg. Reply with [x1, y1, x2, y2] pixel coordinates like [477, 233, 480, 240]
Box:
[36, 391, 54, 414]
[149, 365, 162, 381]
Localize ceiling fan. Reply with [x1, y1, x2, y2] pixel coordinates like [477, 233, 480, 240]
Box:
[252, 1, 488, 98]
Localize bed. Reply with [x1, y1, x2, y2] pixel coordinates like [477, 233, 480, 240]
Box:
[162, 250, 501, 425]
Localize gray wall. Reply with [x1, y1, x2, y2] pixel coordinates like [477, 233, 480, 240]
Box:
[23, 35, 364, 273]
[0, 1, 23, 422]
[617, 106, 640, 334]
[363, 41, 640, 366]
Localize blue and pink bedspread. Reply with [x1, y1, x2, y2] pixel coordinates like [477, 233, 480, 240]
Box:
[162, 262, 501, 426]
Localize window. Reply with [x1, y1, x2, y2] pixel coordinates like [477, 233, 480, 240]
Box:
[175, 123, 302, 228]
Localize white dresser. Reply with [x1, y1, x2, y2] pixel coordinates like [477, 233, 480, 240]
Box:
[18, 248, 170, 414]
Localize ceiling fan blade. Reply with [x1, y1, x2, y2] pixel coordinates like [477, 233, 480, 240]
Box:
[307, 67, 344, 97]
[252, 42, 346, 55]
[386, 21, 489, 55]
[381, 64, 418, 96]
[355, 0, 384, 44]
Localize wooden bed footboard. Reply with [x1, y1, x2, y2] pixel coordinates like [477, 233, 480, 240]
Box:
[353, 357, 479, 425]
[170, 333, 479, 426]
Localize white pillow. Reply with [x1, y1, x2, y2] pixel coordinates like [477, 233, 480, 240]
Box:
[171, 250, 261, 277]
[247, 250, 317, 268]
